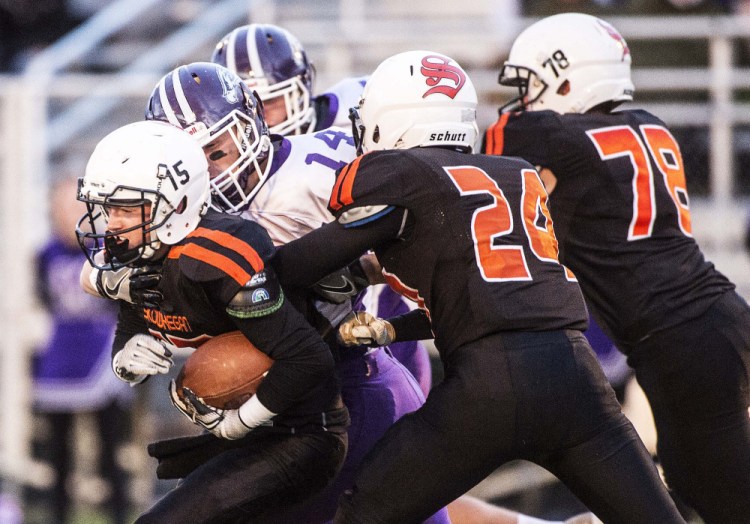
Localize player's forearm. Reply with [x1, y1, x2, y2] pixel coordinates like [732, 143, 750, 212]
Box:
[388, 308, 434, 342]
[112, 301, 149, 357]
[234, 301, 336, 415]
[272, 207, 404, 288]
[272, 221, 369, 289]
[256, 340, 335, 415]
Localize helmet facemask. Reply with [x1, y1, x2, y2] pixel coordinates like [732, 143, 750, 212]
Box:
[498, 64, 548, 113]
[193, 108, 273, 213]
[498, 13, 634, 115]
[252, 74, 316, 135]
[77, 184, 169, 270]
[349, 105, 367, 155]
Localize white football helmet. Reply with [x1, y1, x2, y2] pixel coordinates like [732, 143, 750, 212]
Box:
[77, 121, 211, 269]
[350, 50, 478, 154]
[499, 13, 634, 114]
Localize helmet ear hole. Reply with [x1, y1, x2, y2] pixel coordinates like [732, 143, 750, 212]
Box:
[556, 80, 571, 96]
[372, 126, 380, 144]
[175, 196, 187, 214]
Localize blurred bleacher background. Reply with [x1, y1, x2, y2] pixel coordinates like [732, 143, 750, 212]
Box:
[1, 0, 749, 521]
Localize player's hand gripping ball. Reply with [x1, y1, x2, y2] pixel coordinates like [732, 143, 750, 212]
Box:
[175, 331, 273, 409]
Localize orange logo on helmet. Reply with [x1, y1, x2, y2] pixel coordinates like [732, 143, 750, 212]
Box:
[420, 55, 466, 99]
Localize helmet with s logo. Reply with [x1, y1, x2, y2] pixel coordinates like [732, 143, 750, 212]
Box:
[499, 13, 634, 114]
[76, 121, 210, 269]
[350, 50, 478, 154]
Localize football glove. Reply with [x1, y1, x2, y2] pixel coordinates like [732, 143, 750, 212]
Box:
[169, 381, 275, 440]
[337, 311, 395, 347]
[89, 264, 163, 308]
[112, 334, 174, 384]
[311, 265, 370, 304]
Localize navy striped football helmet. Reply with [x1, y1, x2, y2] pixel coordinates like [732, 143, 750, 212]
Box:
[211, 24, 316, 136]
[145, 62, 273, 213]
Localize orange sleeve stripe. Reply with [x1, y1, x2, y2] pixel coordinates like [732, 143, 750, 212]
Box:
[189, 227, 264, 272]
[486, 113, 510, 155]
[329, 164, 349, 210]
[329, 155, 363, 211]
[169, 243, 252, 285]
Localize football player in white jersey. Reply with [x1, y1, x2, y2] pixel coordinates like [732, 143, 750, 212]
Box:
[211, 22, 434, 397]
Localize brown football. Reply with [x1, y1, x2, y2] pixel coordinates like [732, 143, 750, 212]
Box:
[175, 331, 273, 410]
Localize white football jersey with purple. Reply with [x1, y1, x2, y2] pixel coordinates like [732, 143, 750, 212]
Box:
[315, 76, 368, 130]
[243, 126, 357, 327]
[243, 126, 356, 246]
[245, 120, 433, 395]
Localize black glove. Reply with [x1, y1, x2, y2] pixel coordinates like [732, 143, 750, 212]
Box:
[312, 263, 370, 304]
[129, 265, 163, 308]
[94, 264, 163, 308]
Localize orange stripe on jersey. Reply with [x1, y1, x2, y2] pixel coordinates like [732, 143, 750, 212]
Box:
[189, 227, 264, 272]
[485, 113, 510, 155]
[169, 243, 252, 286]
[329, 155, 364, 211]
[167, 228, 264, 285]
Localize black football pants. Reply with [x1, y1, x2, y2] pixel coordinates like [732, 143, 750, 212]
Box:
[334, 330, 684, 524]
[629, 290, 750, 524]
[136, 428, 347, 524]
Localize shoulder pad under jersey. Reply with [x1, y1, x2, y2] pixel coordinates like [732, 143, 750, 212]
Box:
[338, 205, 394, 226]
[174, 214, 271, 285]
[226, 268, 284, 319]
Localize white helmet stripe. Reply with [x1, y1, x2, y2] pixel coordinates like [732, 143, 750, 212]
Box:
[157, 77, 180, 127]
[171, 69, 196, 125]
[246, 28, 264, 78]
[226, 27, 238, 74]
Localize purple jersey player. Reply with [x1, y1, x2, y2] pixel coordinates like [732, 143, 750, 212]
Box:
[210, 23, 433, 397]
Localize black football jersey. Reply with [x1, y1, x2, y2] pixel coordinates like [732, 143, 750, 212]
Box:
[327, 148, 588, 356]
[152, 211, 276, 345]
[117, 210, 341, 418]
[484, 110, 734, 350]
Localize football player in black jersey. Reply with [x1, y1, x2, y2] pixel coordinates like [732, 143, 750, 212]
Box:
[483, 13, 750, 524]
[272, 50, 685, 524]
[76, 120, 348, 524]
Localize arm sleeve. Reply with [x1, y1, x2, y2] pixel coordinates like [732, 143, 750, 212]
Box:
[111, 301, 148, 358]
[388, 308, 434, 342]
[272, 206, 406, 289]
[230, 296, 335, 415]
